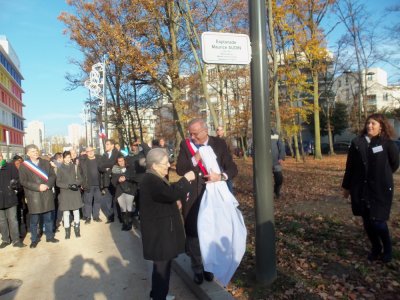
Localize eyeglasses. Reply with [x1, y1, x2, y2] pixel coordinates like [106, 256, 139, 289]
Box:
[158, 161, 170, 166]
[189, 129, 206, 136]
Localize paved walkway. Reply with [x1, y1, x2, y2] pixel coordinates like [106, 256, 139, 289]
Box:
[0, 214, 197, 300]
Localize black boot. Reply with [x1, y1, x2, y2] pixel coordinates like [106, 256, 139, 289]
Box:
[65, 227, 71, 239]
[126, 212, 133, 230]
[74, 224, 81, 238]
[121, 213, 129, 231]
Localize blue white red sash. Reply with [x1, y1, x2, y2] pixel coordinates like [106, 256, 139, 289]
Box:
[22, 160, 49, 182]
[185, 139, 208, 176]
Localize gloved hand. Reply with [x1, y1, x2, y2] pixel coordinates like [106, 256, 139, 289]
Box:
[68, 184, 79, 191]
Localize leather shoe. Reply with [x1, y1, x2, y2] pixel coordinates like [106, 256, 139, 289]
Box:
[93, 217, 102, 222]
[30, 241, 38, 248]
[105, 215, 114, 224]
[203, 271, 214, 282]
[0, 241, 10, 249]
[13, 241, 26, 248]
[193, 273, 203, 285]
[46, 237, 59, 243]
[85, 218, 91, 224]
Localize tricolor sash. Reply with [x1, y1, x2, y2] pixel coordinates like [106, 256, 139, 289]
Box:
[185, 139, 208, 176]
[23, 160, 49, 182]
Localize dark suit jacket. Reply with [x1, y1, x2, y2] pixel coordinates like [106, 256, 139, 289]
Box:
[99, 148, 119, 188]
[176, 135, 238, 237]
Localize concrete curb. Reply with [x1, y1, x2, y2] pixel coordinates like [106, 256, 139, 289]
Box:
[172, 254, 235, 300]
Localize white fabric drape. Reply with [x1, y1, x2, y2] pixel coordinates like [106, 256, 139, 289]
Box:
[197, 145, 247, 286]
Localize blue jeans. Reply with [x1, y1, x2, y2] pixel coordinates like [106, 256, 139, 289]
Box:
[83, 186, 102, 219]
[0, 205, 20, 244]
[30, 211, 54, 242]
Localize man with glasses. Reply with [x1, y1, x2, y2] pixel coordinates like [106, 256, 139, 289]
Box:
[19, 144, 59, 248]
[176, 118, 238, 285]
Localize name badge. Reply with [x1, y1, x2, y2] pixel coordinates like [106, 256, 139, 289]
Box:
[372, 145, 383, 153]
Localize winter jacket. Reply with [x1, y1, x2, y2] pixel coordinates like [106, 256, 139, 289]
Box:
[271, 130, 285, 172]
[342, 135, 399, 220]
[19, 158, 56, 214]
[80, 154, 102, 190]
[139, 172, 190, 261]
[56, 163, 83, 211]
[111, 165, 140, 199]
[0, 162, 19, 209]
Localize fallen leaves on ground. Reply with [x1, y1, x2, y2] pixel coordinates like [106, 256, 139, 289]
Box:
[225, 155, 400, 299]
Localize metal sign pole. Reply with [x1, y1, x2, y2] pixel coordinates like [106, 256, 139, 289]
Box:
[249, 0, 277, 284]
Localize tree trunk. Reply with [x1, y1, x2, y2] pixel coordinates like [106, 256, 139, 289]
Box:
[313, 71, 322, 159]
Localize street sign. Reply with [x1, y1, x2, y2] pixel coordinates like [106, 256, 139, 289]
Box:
[201, 32, 251, 65]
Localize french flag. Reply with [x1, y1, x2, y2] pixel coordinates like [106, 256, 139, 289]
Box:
[99, 124, 107, 139]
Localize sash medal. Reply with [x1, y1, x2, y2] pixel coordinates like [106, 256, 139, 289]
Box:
[22, 160, 49, 182]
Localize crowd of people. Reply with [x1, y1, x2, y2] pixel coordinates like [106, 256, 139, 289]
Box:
[3, 113, 396, 299]
[0, 118, 245, 300]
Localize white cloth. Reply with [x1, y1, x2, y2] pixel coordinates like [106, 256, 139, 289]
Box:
[197, 145, 247, 286]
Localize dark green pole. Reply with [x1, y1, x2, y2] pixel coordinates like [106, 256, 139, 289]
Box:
[249, 0, 277, 284]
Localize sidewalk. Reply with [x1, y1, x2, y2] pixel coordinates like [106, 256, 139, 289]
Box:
[0, 214, 197, 300]
[0, 213, 236, 300]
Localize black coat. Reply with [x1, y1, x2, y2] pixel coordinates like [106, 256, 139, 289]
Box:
[0, 162, 19, 209]
[139, 172, 190, 261]
[111, 165, 140, 199]
[99, 148, 119, 188]
[80, 155, 102, 190]
[19, 158, 56, 214]
[56, 163, 83, 211]
[176, 136, 238, 237]
[342, 135, 399, 220]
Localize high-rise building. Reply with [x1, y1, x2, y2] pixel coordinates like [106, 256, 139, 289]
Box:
[67, 123, 84, 148]
[0, 36, 24, 157]
[25, 121, 45, 150]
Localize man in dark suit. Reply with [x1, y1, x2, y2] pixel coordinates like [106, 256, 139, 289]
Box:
[176, 118, 238, 285]
[19, 144, 59, 248]
[99, 139, 119, 223]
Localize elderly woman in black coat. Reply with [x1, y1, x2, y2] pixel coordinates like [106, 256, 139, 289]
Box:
[140, 148, 194, 300]
[56, 151, 83, 239]
[342, 113, 399, 263]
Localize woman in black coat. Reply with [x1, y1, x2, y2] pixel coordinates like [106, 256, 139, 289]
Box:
[56, 151, 83, 239]
[140, 148, 194, 300]
[342, 113, 399, 263]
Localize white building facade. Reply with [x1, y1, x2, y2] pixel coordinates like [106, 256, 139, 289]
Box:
[25, 120, 45, 150]
[67, 123, 84, 148]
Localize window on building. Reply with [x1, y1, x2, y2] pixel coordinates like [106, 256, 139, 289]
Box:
[367, 74, 373, 81]
[383, 93, 389, 101]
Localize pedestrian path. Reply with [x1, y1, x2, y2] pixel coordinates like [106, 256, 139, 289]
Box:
[0, 214, 197, 300]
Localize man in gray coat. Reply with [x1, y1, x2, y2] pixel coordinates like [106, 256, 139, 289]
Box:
[271, 129, 285, 198]
[19, 144, 59, 248]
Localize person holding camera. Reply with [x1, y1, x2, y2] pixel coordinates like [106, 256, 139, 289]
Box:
[0, 152, 26, 248]
[56, 151, 83, 239]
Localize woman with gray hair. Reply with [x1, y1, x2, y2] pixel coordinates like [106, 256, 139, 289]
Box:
[140, 148, 195, 300]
